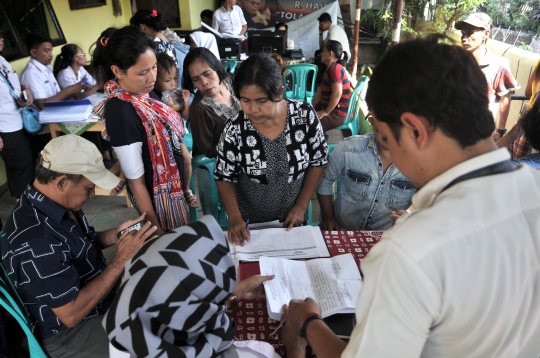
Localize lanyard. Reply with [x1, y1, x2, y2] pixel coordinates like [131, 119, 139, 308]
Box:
[441, 160, 517, 193]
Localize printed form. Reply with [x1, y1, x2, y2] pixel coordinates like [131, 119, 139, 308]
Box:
[260, 254, 362, 320]
[229, 226, 330, 261]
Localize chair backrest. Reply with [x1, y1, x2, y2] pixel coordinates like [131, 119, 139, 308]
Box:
[282, 64, 317, 103]
[343, 76, 369, 127]
[223, 60, 238, 74]
[0, 258, 49, 357]
[189, 155, 229, 230]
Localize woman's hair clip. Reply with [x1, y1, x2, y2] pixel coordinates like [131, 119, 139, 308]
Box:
[150, 10, 158, 17]
[100, 37, 109, 46]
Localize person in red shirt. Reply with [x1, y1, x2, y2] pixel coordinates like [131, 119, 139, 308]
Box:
[313, 40, 351, 132]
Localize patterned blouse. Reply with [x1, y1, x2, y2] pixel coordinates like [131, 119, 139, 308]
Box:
[200, 75, 242, 120]
[214, 99, 328, 222]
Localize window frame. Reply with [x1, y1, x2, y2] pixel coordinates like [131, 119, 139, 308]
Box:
[0, 0, 67, 62]
[69, 0, 107, 10]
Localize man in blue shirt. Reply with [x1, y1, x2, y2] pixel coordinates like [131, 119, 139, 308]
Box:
[1, 135, 157, 357]
[316, 116, 415, 230]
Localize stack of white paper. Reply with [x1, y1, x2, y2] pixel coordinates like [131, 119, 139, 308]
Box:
[260, 254, 362, 320]
[229, 225, 330, 262]
[39, 99, 92, 123]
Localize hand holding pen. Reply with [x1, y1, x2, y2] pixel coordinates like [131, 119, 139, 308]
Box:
[226, 217, 251, 246]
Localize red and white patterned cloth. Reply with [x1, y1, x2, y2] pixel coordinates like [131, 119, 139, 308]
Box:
[230, 230, 383, 357]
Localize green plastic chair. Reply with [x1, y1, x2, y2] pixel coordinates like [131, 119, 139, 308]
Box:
[189, 155, 229, 230]
[223, 60, 238, 74]
[183, 121, 193, 152]
[333, 76, 371, 136]
[282, 64, 317, 104]
[0, 258, 49, 357]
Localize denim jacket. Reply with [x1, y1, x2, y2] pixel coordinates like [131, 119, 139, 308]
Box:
[316, 134, 415, 230]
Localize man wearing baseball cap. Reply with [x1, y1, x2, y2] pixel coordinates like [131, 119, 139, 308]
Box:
[456, 12, 520, 142]
[1, 135, 157, 357]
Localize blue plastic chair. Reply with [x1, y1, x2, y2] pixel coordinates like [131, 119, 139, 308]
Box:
[183, 121, 193, 152]
[282, 64, 317, 104]
[0, 258, 48, 357]
[189, 155, 229, 230]
[333, 76, 371, 136]
[223, 60, 238, 74]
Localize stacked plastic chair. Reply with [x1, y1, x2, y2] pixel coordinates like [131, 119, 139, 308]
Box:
[332, 75, 371, 136]
[223, 59, 238, 74]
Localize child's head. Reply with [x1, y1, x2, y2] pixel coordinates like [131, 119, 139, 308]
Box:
[155, 53, 178, 92]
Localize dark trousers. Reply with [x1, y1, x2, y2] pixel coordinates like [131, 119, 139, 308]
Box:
[0, 129, 35, 198]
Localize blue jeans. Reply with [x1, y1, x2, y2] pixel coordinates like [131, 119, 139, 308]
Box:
[513, 153, 540, 168]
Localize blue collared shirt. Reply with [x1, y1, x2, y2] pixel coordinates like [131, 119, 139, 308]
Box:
[316, 134, 415, 230]
[0, 183, 112, 340]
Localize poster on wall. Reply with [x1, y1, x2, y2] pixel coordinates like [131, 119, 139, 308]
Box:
[239, 0, 337, 30]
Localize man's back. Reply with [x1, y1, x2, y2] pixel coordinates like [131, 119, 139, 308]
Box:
[344, 150, 540, 357]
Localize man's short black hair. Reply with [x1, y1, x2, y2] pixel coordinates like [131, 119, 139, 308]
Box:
[26, 32, 52, 51]
[200, 9, 214, 19]
[317, 13, 332, 23]
[275, 22, 288, 31]
[366, 34, 494, 148]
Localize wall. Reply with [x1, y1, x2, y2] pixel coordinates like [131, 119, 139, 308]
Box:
[176, 0, 220, 30]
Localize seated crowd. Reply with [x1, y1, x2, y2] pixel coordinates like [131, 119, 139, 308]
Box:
[0, 10, 539, 358]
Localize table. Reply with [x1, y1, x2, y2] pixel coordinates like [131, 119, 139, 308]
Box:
[49, 121, 132, 208]
[230, 230, 383, 357]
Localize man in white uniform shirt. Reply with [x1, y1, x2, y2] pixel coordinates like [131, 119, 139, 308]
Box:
[282, 35, 540, 358]
[317, 12, 350, 62]
[212, 0, 247, 36]
[20, 33, 82, 109]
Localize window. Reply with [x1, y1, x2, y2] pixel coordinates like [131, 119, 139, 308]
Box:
[69, 0, 107, 10]
[0, 0, 66, 61]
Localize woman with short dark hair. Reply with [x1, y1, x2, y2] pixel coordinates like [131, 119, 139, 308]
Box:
[183, 47, 241, 158]
[215, 53, 328, 245]
[91, 26, 189, 234]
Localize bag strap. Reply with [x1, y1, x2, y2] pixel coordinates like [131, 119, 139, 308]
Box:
[0, 71, 21, 107]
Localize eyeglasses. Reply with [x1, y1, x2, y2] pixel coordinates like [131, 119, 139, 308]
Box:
[74, 53, 86, 57]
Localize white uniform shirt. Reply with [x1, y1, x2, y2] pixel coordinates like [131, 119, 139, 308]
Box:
[0, 56, 23, 132]
[212, 5, 246, 36]
[20, 58, 60, 100]
[325, 24, 350, 63]
[342, 148, 540, 358]
[56, 66, 96, 90]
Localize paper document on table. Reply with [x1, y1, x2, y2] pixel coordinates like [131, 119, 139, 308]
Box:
[229, 226, 330, 261]
[260, 254, 362, 320]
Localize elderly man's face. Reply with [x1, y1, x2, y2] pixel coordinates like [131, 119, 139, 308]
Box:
[60, 176, 95, 211]
[460, 24, 489, 53]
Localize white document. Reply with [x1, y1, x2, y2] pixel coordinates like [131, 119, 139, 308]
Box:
[260, 254, 362, 320]
[39, 100, 93, 123]
[201, 21, 247, 40]
[247, 220, 282, 230]
[229, 226, 330, 262]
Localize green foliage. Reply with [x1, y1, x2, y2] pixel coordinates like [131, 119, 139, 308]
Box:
[519, 41, 533, 51]
[486, 0, 540, 33]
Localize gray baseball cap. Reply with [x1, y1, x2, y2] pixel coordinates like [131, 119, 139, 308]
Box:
[455, 13, 493, 30]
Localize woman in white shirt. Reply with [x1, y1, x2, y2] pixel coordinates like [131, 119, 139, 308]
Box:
[53, 44, 100, 99]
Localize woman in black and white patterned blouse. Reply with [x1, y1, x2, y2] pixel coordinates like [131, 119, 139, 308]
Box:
[215, 53, 328, 245]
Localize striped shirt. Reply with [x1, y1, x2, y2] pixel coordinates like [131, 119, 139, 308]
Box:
[319, 63, 350, 117]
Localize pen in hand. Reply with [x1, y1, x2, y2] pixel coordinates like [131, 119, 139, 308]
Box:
[267, 319, 285, 342]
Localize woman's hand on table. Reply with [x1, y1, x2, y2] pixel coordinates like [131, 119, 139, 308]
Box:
[283, 205, 306, 231]
[228, 218, 251, 246]
[235, 274, 274, 300]
[319, 218, 340, 231]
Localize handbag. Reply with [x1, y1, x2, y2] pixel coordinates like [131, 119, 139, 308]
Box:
[0, 71, 42, 134]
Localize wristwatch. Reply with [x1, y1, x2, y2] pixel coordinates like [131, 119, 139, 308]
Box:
[497, 128, 507, 136]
